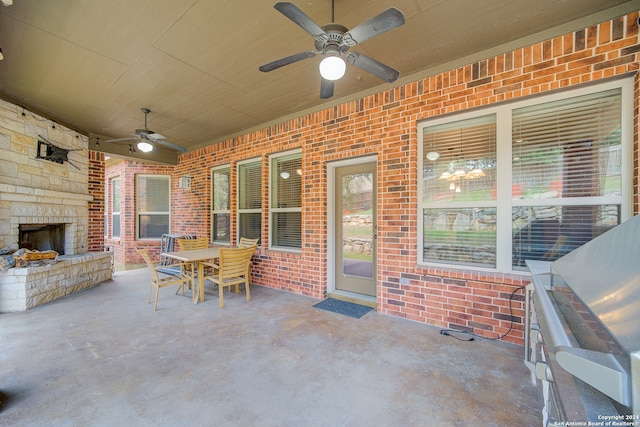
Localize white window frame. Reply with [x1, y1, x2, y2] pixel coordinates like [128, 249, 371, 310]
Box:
[236, 157, 262, 245]
[417, 78, 634, 273]
[104, 181, 109, 237]
[136, 174, 171, 240]
[269, 149, 302, 252]
[111, 177, 120, 239]
[211, 165, 231, 246]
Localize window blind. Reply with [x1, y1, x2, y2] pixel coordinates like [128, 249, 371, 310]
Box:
[238, 161, 261, 210]
[136, 175, 170, 239]
[137, 176, 170, 212]
[238, 160, 262, 242]
[511, 88, 622, 267]
[422, 115, 497, 267]
[423, 115, 496, 202]
[212, 168, 230, 211]
[271, 152, 302, 249]
[512, 88, 622, 199]
[211, 167, 230, 244]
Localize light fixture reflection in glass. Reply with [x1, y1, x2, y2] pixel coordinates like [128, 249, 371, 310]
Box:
[296, 169, 302, 176]
[319, 56, 346, 80]
[466, 168, 485, 179]
[137, 141, 153, 152]
[280, 171, 290, 179]
[454, 168, 466, 178]
[426, 151, 440, 161]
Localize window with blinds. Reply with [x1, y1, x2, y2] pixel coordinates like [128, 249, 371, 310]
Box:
[511, 88, 622, 267]
[418, 79, 630, 272]
[111, 178, 120, 238]
[136, 175, 170, 239]
[423, 115, 497, 202]
[211, 166, 230, 245]
[421, 115, 497, 268]
[237, 159, 262, 243]
[270, 150, 302, 250]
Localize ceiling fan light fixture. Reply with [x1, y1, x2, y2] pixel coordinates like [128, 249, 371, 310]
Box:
[137, 141, 154, 153]
[319, 56, 346, 81]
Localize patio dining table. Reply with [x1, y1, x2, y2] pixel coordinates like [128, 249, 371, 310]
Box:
[161, 247, 220, 303]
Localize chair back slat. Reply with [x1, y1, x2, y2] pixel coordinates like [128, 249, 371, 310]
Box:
[219, 246, 255, 279]
[239, 237, 259, 248]
[176, 237, 209, 251]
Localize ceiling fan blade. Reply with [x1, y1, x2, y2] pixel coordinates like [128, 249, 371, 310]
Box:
[259, 51, 317, 72]
[320, 78, 334, 99]
[346, 51, 400, 83]
[148, 133, 165, 139]
[153, 138, 188, 153]
[274, 2, 327, 42]
[105, 137, 137, 143]
[342, 7, 405, 46]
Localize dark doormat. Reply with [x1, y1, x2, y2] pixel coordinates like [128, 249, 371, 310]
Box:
[313, 298, 373, 319]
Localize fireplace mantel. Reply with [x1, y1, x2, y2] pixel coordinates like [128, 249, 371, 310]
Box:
[1, 183, 92, 202]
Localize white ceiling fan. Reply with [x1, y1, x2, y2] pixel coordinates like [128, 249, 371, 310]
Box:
[106, 108, 187, 153]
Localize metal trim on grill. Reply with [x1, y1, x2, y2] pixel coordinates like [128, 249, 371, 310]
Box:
[530, 268, 630, 407]
[525, 214, 640, 423]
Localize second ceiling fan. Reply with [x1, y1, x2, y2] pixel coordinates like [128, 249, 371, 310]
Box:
[106, 108, 187, 153]
[259, 1, 405, 99]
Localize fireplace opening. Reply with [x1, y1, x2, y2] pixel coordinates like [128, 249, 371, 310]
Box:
[19, 224, 66, 255]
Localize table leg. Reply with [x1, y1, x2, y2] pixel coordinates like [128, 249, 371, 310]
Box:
[198, 261, 205, 302]
[191, 261, 198, 304]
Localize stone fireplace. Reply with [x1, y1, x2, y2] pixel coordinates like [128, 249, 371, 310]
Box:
[0, 99, 112, 312]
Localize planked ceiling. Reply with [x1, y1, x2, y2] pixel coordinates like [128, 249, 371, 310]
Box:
[0, 0, 638, 163]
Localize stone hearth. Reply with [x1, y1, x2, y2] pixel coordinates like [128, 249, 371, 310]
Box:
[0, 252, 112, 312]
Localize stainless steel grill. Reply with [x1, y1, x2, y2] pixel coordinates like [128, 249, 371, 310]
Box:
[525, 214, 640, 425]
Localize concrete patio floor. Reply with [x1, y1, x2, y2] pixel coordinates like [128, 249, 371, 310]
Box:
[0, 268, 541, 426]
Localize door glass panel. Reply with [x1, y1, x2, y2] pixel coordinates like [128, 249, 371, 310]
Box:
[341, 172, 374, 279]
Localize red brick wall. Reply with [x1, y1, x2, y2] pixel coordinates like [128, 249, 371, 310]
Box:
[172, 153, 213, 239]
[87, 151, 105, 252]
[106, 11, 640, 344]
